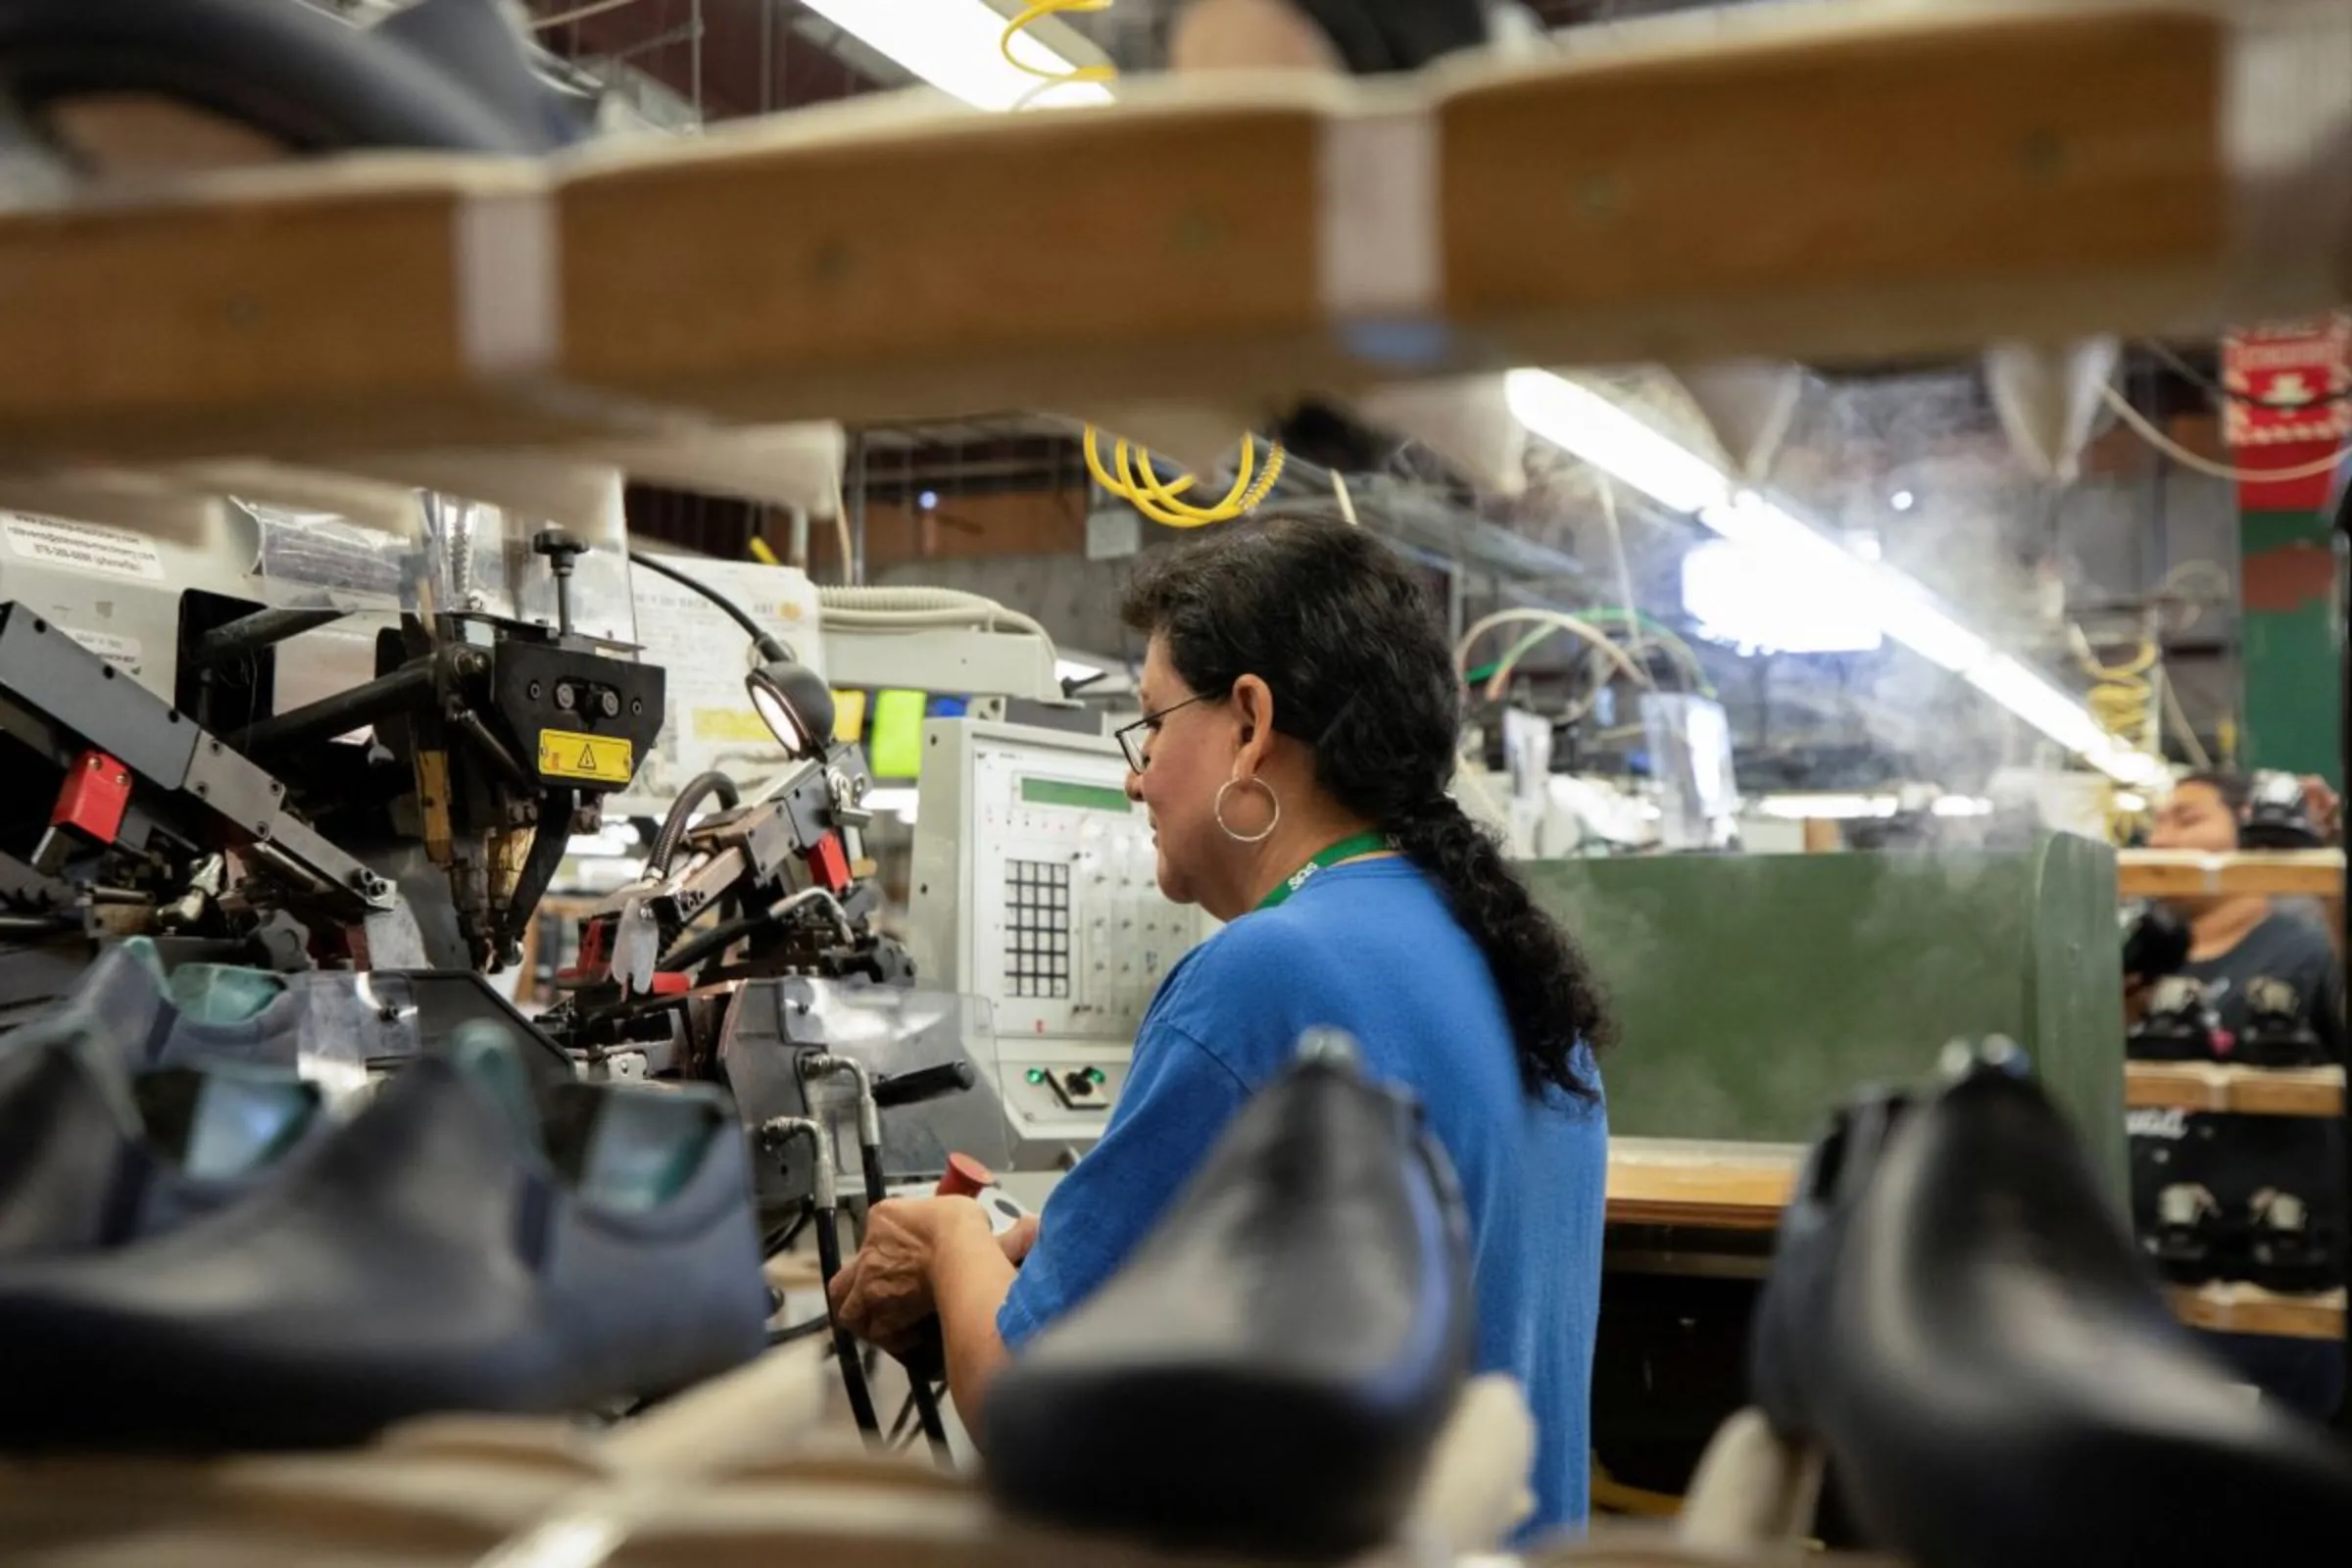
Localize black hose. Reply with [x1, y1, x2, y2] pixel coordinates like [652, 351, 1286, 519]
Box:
[813, 1206, 881, 1438]
[658, 908, 764, 974]
[647, 769, 740, 878]
[767, 1312, 834, 1348]
[851, 1135, 953, 1462]
[628, 551, 789, 662]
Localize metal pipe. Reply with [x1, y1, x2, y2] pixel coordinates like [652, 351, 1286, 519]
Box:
[447, 708, 532, 790]
[234, 660, 435, 757]
[194, 606, 347, 667]
[796, 1054, 883, 1191]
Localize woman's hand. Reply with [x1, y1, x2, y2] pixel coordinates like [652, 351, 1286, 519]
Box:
[830, 1199, 1033, 1355]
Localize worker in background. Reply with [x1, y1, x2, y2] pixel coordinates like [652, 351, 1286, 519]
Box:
[830, 510, 1613, 1536]
[2135, 770, 2346, 1422]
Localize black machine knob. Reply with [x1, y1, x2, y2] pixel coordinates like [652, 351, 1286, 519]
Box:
[532, 527, 587, 569]
[532, 528, 589, 636]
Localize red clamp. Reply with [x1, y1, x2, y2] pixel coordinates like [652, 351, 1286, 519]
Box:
[556, 915, 614, 986]
[51, 750, 130, 846]
[804, 832, 852, 893]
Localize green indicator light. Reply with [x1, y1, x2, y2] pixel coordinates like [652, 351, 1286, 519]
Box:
[1087, 1067, 1106, 1085]
[1026, 1068, 1047, 1085]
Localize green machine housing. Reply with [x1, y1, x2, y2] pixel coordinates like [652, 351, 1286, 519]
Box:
[1520, 831, 2125, 1200]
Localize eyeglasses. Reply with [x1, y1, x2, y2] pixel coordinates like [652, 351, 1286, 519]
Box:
[1112, 692, 1219, 773]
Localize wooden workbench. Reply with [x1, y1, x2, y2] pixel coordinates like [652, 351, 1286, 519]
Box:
[0, 2, 2334, 474]
[1606, 1137, 1800, 1230]
[1604, 1135, 2348, 1341]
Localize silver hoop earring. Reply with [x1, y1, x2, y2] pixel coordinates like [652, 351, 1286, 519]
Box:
[1215, 776, 1281, 844]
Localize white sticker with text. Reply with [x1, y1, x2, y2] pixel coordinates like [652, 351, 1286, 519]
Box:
[3, 513, 166, 582]
[60, 627, 143, 674]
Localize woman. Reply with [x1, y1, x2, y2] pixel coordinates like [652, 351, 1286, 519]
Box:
[832, 510, 1613, 1533]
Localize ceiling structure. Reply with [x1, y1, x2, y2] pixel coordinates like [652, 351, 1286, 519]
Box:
[513, 0, 2256, 788]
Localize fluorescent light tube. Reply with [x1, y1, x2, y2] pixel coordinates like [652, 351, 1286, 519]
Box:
[1510, 370, 2156, 781]
[798, 0, 1114, 111]
[1505, 370, 1732, 515]
[1754, 793, 1897, 820]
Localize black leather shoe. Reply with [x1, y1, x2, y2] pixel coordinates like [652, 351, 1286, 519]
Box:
[2249, 1188, 2339, 1296]
[0, 1026, 768, 1452]
[982, 1033, 1472, 1559]
[2238, 977, 2331, 1069]
[2127, 976, 2226, 1062]
[1752, 1054, 2352, 1568]
[1272, 0, 1494, 74]
[2144, 1181, 2227, 1286]
[0, 0, 579, 161]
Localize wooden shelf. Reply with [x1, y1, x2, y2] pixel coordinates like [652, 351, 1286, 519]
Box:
[1606, 1139, 1801, 1230]
[0, 3, 2312, 471]
[2118, 850, 2345, 901]
[1609, 1141, 2345, 1341]
[2125, 1061, 2347, 1117]
[2166, 1283, 2348, 1343]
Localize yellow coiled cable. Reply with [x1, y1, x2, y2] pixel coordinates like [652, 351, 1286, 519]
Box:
[1007, 0, 1288, 528]
[2073, 626, 2160, 837]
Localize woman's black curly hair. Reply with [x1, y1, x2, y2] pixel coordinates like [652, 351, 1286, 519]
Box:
[1120, 507, 1613, 1101]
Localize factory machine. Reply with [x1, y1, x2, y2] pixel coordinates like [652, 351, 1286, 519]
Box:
[0, 490, 663, 1071]
[0, 478, 1207, 1228]
[907, 715, 1212, 1174]
[549, 693, 1213, 1211]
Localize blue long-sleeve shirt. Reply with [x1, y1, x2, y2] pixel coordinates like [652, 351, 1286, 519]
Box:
[999, 858, 1607, 1536]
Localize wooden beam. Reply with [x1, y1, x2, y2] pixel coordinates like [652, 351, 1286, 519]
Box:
[0, 4, 2329, 470]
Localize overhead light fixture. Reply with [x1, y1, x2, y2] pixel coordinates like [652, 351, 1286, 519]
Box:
[797, 0, 1114, 111]
[1753, 793, 1898, 820]
[1681, 539, 1883, 655]
[1891, 489, 1917, 512]
[1505, 369, 2151, 785]
[1504, 370, 1732, 515]
[1931, 794, 1995, 818]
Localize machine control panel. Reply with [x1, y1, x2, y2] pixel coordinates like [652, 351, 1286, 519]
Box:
[908, 717, 1211, 1167]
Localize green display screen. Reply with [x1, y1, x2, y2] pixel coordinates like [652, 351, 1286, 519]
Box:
[1021, 776, 1133, 813]
[868, 689, 927, 779]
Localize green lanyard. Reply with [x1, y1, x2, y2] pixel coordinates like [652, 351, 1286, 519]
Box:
[1255, 831, 1396, 911]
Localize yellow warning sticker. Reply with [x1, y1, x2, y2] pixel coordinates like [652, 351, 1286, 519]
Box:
[538, 728, 636, 785]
